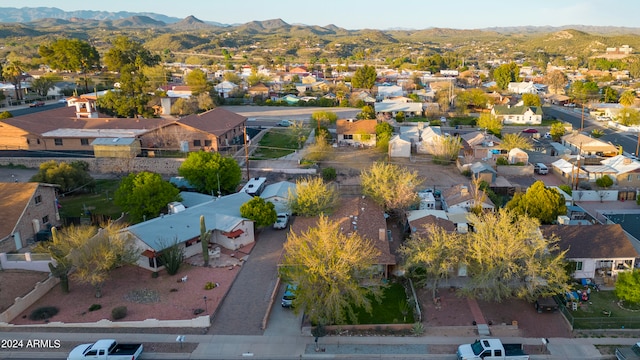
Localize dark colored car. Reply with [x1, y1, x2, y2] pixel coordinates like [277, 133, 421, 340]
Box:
[29, 101, 45, 107]
[522, 128, 538, 134]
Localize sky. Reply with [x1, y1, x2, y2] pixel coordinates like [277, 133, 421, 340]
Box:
[4, 0, 640, 30]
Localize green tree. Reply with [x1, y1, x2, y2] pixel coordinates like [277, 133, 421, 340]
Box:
[617, 107, 640, 126]
[361, 162, 423, 214]
[569, 80, 600, 105]
[223, 72, 242, 84]
[493, 62, 519, 90]
[375, 122, 394, 152]
[185, 68, 209, 95]
[114, 171, 181, 223]
[399, 224, 464, 299]
[170, 97, 198, 116]
[430, 134, 462, 164]
[39, 39, 100, 93]
[178, 151, 242, 195]
[69, 222, 139, 298]
[305, 132, 333, 162]
[549, 122, 566, 141]
[356, 105, 376, 120]
[619, 90, 637, 107]
[279, 215, 382, 325]
[247, 71, 271, 87]
[522, 93, 541, 107]
[595, 176, 613, 188]
[0, 111, 12, 119]
[287, 176, 339, 216]
[395, 111, 406, 122]
[240, 196, 277, 227]
[30, 160, 94, 194]
[501, 133, 532, 151]
[3, 61, 25, 101]
[31, 75, 58, 97]
[310, 111, 338, 130]
[601, 86, 618, 103]
[505, 181, 567, 224]
[351, 64, 377, 89]
[476, 113, 503, 135]
[543, 70, 568, 94]
[463, 210, 569, 302]
[615, 270, 640, 305]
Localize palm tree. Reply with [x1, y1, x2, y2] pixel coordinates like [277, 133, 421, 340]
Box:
[619, 90, 636, 107]
[2, 61, 25, 101]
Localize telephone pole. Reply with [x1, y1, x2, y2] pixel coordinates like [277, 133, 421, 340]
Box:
[244, 126, 250, 180]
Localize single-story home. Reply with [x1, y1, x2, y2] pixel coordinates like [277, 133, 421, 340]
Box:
[336, 119, 377, 147]
[491, 105, 543, 125]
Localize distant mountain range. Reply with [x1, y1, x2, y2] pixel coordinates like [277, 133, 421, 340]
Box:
[1, 7, 640, 35]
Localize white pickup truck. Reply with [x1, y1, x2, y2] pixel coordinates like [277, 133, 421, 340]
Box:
[67, 339, 143, 360]
[616, 342, 640, 360]
[457, 339, 529, 360]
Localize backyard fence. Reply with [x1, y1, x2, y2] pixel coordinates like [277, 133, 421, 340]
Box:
[559, 303, 640, 330]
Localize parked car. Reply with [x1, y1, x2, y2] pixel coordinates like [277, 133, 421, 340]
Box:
[522, 128, 538, 134]
[67, 339, 143, 360]
[273, 213, 289, 230]
[596, 116, 611, 122]
[29, 101, 45, 107]
[281, 284, 297, 308]
[535, 296, 559, 313]
[277, 120, 291, 127]
[457, 339, 529, 360]
[58, 97, 68, 103]
[534, 163, 548, 175]
[564, 103, 576, 107]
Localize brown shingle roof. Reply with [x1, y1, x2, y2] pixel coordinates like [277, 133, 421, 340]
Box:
[336, 119, 377, 135]
[409, 215, 457, 235]
[178, 108, 247, 136]
[289, 196, 395, 265]
[541, 224, 639, 259]
[0, 183, 38, 238]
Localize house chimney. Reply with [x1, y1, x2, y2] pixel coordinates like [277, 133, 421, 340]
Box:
[460, 185, 469, 196]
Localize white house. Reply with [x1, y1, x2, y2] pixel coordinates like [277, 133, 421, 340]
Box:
[508, 81, 538, 94]
[417, 126, 443, 154]
[214, 81, 239, 98]
[388, 135, 411, 158]
[123, 192, 254, 272]
[374, 101, 423, 118]
[377, 85, 404, 99]
[260, 181, 296, 214]
[491, 105, 543, 125]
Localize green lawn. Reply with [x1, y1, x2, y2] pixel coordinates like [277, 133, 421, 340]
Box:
[58, 179, 123, 220]
[565, 290, 640, 329]
[251, 128, 308, 159]
[348, 282, 415, 325]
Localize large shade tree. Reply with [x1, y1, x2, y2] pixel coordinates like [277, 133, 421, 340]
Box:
[30, 160, 94, 194]
[39, 39, 100, 93]
[361, 162, 423, 214]
[178, 151, 242, 195]
[114, 171, 181, 223]
[240, 196, 277, 227]
[279, 215, 382, 325]
[505, 181, 567, 225]
[462, 210, 569, 301]
[351, 64, 377, 89]
[287, 176, 339, 216]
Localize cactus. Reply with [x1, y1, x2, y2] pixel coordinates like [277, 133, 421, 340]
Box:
[200, 215, 212, 267]
[47, 227, 72, 293]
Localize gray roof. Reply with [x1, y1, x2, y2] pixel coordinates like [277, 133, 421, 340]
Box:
[91, 137, 137, 146]
[124, 192, 253, 251]
[178, 191, 216, 207]
[261, 181, 296, 200]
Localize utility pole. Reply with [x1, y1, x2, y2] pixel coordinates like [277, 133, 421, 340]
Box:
[574, 143, 582, 190]
[244, 126, 250, 180]
[636, 133, 640, 158]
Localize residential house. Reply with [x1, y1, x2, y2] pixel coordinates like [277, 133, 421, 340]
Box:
[461, 131, 503, 161]
[583, 155, 640, 186]
[124, 192, 255, 272]
[376, 85, 404, 99]
[0, 183, 61, 252]
[507, 81, 538, 94]
[281, 94, 300, 105]
[407, 212, 456, 236]
[247, 83, 270, 98]
[469, 162, 497, 184]
[336, 119, 377, 147]
[351, 91, 376, 104]
[388, 135, 411, 158]
[417, 126, 444, 155]
[589, 103, 623, 119]
[551, 158, 588, 183]
[541, 224, 638, 284]
[142, 107, 247, 152]
[561, 132, 618, 157]
[441, 184, 494, 213]
[287, 196, 396, 279]
[491, 105, 543, 125]
[508, 148, 529, 164]
[166, 85, 192, 98]
[214, 81, 239, 98]
[374, 101, 423, 118]
[260, 181, 296, 214]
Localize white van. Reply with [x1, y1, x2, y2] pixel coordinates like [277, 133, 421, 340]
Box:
[534, 163, 548, 175]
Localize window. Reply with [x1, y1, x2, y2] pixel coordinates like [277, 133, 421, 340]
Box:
[80, 138, 89, 146]
[576, 261, 583, 271]
[193, 140, 202, 147]
[42, 215, 49, 224]
[34, 195, 42, 205]
[37, 139, 41, 144]
[204, 140, 212, 146]
[344, 134, 353, 140]
[54, 138, 63, 146]
[628, 175, 632, 182]
[637, 175, 640, 180]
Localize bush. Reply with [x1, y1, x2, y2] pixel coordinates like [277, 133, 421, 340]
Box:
[88, 304, 102, 312]
[159, 242, 184, 276]
[29, 306, 59, 321]
[558, 184, 572, 195]
[496, 157, 509, 165]
[111, 306, 128, 320]
[321, 167, 337, 181]
[411, 322, 425, 336]
[204, 281, 219, 290]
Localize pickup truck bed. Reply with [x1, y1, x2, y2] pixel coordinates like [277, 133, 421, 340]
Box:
[504, 343, 527, 356]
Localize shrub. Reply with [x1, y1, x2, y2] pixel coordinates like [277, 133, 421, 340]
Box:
[111, 306, 128, 320]
[29, 306, 59, 321]
[321, 167, 337, 181]
[558, 184, 572, 195]
[411, 322, 425, 336]
[204, 281, 219, 290]
[461, 169, 472, 177]
[88, 304, 102, 312]
[496, 157, 508, 165]
[160, 241, 184, 276]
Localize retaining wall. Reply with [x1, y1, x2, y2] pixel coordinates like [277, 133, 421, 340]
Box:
[0, 276, 59, 323]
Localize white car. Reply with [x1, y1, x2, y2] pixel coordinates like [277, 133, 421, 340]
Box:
[596, 116, 610, 122]
[273, 213, 289, 229]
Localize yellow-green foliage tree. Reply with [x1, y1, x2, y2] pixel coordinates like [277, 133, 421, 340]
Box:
[501, 133, 532, 151]
[279, 215, 382, 325]
[361, 162, 423, 214]
[477, 113, 503, 135]
[287, 177, 339, 216]
[505, 181, 567, 225]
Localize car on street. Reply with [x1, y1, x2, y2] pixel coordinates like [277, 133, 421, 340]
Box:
[29, 101, 45, 107]
[596, 116, 611, 122]
[273, 213, 289, 230]
[564, 103, 576, 107]
[277, 120, 291, 127]
[522, 128, 538, 134]
[281, 284, 297, 307]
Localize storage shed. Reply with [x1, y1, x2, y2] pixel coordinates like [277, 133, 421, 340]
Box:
[91, 137, 141, 158]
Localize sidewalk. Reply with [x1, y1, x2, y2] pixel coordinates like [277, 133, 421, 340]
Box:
[0, 331, 634, 359]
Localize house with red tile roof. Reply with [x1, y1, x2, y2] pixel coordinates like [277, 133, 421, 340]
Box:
[0, 182, 61, 252]
[336, 119, 378, 147]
